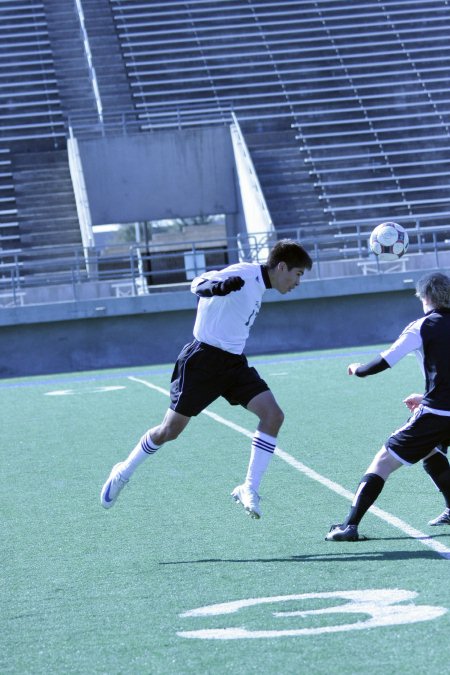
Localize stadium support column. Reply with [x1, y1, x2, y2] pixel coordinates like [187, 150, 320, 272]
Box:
[67, 129, 97, 279]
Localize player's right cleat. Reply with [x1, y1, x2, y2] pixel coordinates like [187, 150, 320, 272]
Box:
[325, 523, 361, 541]
[231, 484, 261, 519]
[101, 462, 129, 509]
[428, 508, 450, 526]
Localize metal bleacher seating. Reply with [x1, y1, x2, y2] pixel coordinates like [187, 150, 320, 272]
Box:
[289, 1, 450, 241]
[0, 147, 20, 250]
[0, 1, 65, 142]
[1, 0, 450, 300]
[110, 0, 450, 250]
[0, 0, 77, 272]
[111, 0, 305, 124]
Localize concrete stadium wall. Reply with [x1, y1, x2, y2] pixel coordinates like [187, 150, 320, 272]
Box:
[0, 274, 424, 378]
[78, 126, 237, 224]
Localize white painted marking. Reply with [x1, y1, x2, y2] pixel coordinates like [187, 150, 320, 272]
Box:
[45, 389, 76, 396]
[91, 386, 126, 393]
[178, 589, 447, 639]
[128, 375, 450, 560]
[45, 386, 125, 396]
[128, 377, 168, 397]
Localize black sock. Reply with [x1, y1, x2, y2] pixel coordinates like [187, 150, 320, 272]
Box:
[344, 473, 385, 527]
[431, 469, 450, 509]
[423, 453, 450, 507]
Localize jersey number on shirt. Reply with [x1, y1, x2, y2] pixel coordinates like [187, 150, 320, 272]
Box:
[245, 302, 261, 327]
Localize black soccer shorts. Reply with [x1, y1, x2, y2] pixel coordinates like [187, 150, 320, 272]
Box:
[386, 406, 450, 465]
[169, 339, 269, 417]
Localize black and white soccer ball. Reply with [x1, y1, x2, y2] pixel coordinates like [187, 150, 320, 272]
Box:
[369, 222, 409, 260]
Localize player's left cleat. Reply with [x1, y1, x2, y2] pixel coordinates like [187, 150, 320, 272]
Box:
[428, 508, 450, 526]
[325, 523, 365, 541]
[231, 484, 261, 519]
[101, 462, 129, 509]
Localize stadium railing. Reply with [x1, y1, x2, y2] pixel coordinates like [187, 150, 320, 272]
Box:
[0, 221, 449, 307]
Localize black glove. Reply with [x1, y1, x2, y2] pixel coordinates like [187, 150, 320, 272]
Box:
[212, 276, 245, 296]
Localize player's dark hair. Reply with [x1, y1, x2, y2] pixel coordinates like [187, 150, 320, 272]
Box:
[416, 272, 450, 308]
[267, 239, 313, 271]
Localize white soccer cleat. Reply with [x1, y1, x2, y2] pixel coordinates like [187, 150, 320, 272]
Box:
[231, 484, 261, 519]
[101, 462, 129, 509]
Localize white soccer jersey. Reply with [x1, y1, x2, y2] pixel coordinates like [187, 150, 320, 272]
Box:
[380, 315, 426, 376]
[190, 262, 271, 354]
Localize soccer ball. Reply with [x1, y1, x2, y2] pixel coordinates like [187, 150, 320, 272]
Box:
[369, 222, 409, 260]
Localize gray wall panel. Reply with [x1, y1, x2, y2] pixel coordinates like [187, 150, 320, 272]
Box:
[0, 287, 421, 378]
[78, 127, 237, 224]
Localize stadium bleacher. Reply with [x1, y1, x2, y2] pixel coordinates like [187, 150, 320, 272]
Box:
[0, 0, 79, 277]
[0, 0, 449, 297]
[110, 0, 450, 237]
[0, 1, 65, 142]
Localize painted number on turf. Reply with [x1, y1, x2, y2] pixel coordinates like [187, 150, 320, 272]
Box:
[178, 589, 447, 639]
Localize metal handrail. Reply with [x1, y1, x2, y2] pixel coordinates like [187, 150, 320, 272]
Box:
[0, 222, 449, 306]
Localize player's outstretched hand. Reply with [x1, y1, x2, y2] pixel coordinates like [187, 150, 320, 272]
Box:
[348, 363, 361, 375]
[215, 276, 245, 296]
[403, 393, 423, 412]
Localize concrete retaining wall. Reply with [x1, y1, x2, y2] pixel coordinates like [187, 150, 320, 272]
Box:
[0, 272, 426, 378]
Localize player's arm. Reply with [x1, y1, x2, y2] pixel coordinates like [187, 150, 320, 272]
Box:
[349, 319, 424, 378]
[191, 275, 245, 298]
[348, 356, 390, 377]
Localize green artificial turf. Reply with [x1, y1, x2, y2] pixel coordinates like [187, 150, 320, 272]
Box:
[2, 347, 450, 674]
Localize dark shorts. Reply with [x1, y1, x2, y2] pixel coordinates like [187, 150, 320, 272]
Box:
[386, 406, 450, 465]
[169, 339, 270, 417]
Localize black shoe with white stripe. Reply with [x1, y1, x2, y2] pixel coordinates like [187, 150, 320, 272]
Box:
[428, 508, 450, 526]
[325, 523, 362, 541]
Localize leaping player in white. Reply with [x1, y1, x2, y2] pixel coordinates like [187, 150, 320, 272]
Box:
[101, 239, 312, 519]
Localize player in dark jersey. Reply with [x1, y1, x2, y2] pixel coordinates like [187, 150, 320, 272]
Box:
[326, 271, 450, 541]
[101, 239, 312, 519]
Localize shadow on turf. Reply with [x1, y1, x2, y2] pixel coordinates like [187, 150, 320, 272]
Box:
[159, 550, 442, 564]
[159, 531, 450, 564]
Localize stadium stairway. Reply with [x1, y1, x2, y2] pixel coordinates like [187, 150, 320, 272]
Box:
[43, 1, 99, 121]
[11, 148, 82, 272]
[80, 0, 135, 117]
[239, 118, 327, 235]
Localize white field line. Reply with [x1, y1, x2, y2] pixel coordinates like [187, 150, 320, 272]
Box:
[128, 375, 450, 560]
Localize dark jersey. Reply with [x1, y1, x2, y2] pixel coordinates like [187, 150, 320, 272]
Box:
[381, 307, 450, 413]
